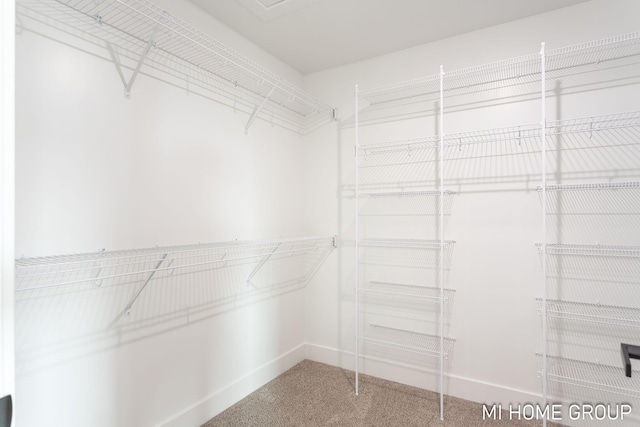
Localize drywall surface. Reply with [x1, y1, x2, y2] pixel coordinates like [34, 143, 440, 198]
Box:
[15, 0, 309, 425]
[303, 0, 640, 422]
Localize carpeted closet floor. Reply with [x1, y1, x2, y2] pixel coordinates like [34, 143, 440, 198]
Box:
[203, 360, 557, 426]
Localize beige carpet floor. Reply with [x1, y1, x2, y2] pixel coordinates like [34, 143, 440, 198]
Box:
[203, 360, 558, 426]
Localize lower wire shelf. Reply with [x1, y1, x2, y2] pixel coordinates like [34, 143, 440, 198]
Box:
[359, 281, 454, 303]
[360, 323, 454, 358]
[538, 354, 640, 399]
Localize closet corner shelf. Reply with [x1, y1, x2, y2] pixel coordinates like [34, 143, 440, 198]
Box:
[536, 354, 640, 399]
[41, 0, 335, 134]
[536, 298, 640, 329]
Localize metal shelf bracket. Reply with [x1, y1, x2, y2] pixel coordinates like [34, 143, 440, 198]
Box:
[246, 243, 281, 287]
[124, 12, 167, 99]
[244, 80, 281, 134]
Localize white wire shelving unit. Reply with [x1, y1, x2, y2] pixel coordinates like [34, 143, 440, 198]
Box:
[19, 0, 335, 134]
[354, 31, 640, 424]
[16, 236, 336, 323]
[354, 64, 455, 422]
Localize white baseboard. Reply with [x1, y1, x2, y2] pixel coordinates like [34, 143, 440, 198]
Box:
[304, 342, 542, 407]
[158, 343, 306, 427]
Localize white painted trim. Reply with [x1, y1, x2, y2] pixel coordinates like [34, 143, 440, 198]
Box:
[157, 343, 306, 427]
[0, 0, 16, 402]
[305, 343, 542, 407]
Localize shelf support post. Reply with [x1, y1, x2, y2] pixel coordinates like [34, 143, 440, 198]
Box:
[354, 84, 360, 396]
[439, 64, 445, 422]
[124, 13, 166, 99]
[244, 81, 281, 134]
[245, 243, 281, 286]
[540, 41, 548, 427]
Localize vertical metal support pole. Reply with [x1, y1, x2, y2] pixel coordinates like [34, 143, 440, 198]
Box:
[124, 13, 166, 99]
[354, 84, 360, 396]
[540, 42, 548, 427]
[439, 65, 445, 422]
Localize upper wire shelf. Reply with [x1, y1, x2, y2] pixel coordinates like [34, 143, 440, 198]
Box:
[359, 190, 456, 198]
[537, 298, 640, 329]
[37, 0, 335, 134]
[358, 32, 640, 108]
[538, 354, 640, 399]
[357, 110, 640, 155]
[15, 235, 336, 293]
[536, 243, 640, 257]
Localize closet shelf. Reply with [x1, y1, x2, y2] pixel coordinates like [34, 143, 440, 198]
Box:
[359, 32, 640, 107]
[536, 243, 640, 257]
[360, 190, 455, 198]
[538, 181, 640, 192]
[359, 281, 454, 302]
[45, 0, 335, 134]
[537, 354, 640, 399]
[360, 238, 455, 249]
[357, 110, 640, 153]
[360, 323, 454, 357]
[537, 299, 640, 329]
[15, 235, 336, 293]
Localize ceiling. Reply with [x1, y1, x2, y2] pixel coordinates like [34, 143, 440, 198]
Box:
[191, 0, 589, 75]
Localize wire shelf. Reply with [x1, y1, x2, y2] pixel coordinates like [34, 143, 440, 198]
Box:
[360, 323, 454, 358]
[359, 281, 454, 303]
[359, 238, 455, 250]
[537, 354, 640, 399]
[537, 243, 640, 258]
[537, 299, 640, 329]
[359, 190, 455, 198]
[32, 0, 334, 134]
[358, 32, 640, 109]
[539, 181, 640, 192]
[15, 236, 336, 293]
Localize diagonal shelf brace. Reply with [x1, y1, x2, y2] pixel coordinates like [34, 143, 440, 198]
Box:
[246, 243, 281, 287]
[124, 12, 167, 99]
[110, 253, 168, 326]
[244, 81, 281, 134]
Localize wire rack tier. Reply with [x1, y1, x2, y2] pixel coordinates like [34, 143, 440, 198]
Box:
[359, 238, 455, 250]
[537, 243, 640, 258]
[358, 32, 640, 109]
[359, 281, 455, 303]
[539, 181, 640, 192]
[360, 323, 455, 358]
[15, 236, 336, 293]
[537, 298, 640, 329]
[537, 354, 640, 399]
[31, 0, 335, 134]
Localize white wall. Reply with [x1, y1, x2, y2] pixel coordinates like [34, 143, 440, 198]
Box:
[15, 0, 312, 425]
[1, 0, 16, 410]
[303, 0, 640, 419]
